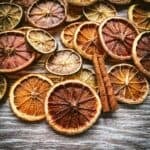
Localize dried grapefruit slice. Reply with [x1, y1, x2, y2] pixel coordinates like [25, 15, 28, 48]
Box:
[0, 2, 23, 32]
[128, 4, 150, 32]
[61, 22, 81, 49]
[83, 1, 117, 23]
[132, 31, 150, 78]
[99, 17, 138, 61]
[45, 80, 101, 135]
[108, 64, 149, 104]
[0, 75, 7, 101]
[0, 31, 35, 73]
[27, 0, 66, 29]
[9, 74, 53, 121]
[74, 22, 105, 60]
[26, 28, 57, 54]
[67, 0, 97, 6]
[45, 49, 82, 76]
[108, 0, 131, 5]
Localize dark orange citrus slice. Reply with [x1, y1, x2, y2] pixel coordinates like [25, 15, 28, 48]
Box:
[108, 0, 131, 5]
[99, 17, 138, 61]
[108, 64, 149, 104]
[45, 80, 101, 135]
[0, 75, 7, 101]
[67, 0, 97, 6]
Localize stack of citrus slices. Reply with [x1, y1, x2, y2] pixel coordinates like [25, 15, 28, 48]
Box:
[0, 0, 149, 136]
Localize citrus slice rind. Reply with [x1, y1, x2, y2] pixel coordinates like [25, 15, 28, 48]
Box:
[83, 1, 117, 23]
[74, 22, 105, 61]
[9, 74, 53, 121]
[45, 49, 82, 76]
[99, 17, 139, 61]
[108, 64, 149, 104]
[0, 31, 35, 73]
[0, 75, 7, 100]
[128, 4, 150, 32]
[108, 0, 131, 5]
[60, 22, 81, 49]
[26, 29, 57, 54]
[0, 2, 23, 32]
[66, 0, 97, 6]
[45, 80, 101, 135]
[27, 0, 66, 29]
[18, 26, 33, 33]
[132, 31, 150, 78]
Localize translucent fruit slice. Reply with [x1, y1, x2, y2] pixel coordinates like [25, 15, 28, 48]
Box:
[99, 17, 138, 61]
[108, 64, 149, 104]
[0, 75, 7, 101]
[9, 74, 53, 121]
[83, 1, 117, 23]
[60, 22, 81, 49]
[0, 2, 23, 32]
[45, 49, 82, 76]
[26, 29, 57, 54]
[0, 31, 35, 73]
[74, 22, 105, 60]
[27, 0, 66, 29]
[67, 0, 97, 6]
[132, 31, 150, 78]
[108, 0, 131, 5]
[45, 80, 101, 135]
[128, 4, 150, 32]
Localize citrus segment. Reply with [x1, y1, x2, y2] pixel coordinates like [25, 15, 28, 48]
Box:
[67, 0, 97, 6]
[0, 75, 7, 101]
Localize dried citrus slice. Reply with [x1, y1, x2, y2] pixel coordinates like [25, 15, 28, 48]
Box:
[45, 80, 101, 135]
[27, 0, 66, 29]
[18, 26, 33, 33]
[108, 0, 131, 5]
[128, 4, 150, 32]
[45, 49, 82, 76]
[0, 2, 23, 32]
[0, 75, 7, 101]
[74, 22, 105, 60]
[99, 17, 138, 61]
[9, 74, 53, 121]
[83, 1, 117, 23]
[132, 31, 150, 78]
[0, 31, 35, 73]
[11, 0, 35, 8]
[108, 64, 149, 104]
[67, 0, 97, 6]
[61, 22, 81, 49]
[26, 29, 57, 54]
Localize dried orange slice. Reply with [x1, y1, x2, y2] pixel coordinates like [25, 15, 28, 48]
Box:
[132, 31, 150, 78]
[0, 31, 35, 73]
[61, 22, 81, 49]
[9, 74, 53, 121]
[45, 49, 82, 76]
[0, 75, 7, 101]
[0, 2, 23, 32]
[108, 0, 131, 5]
[99, 17, 138, 61]
[11, 0, 35, 8]
[83, 1, 117, 23]
[45, 80, 101, 135]
[27, 0, 66, 29]
[26, 29, 57, 54]
[108, 64, 149, 104]
[74, 22, 105, 60]
[128, 4, 150, 32]
[67, 0, 97, 6]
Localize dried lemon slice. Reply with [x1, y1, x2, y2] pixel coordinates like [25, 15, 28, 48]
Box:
[9, 74, 53, 121]
[0, 2, 23, 32]
[67, 0, 97, 6]
[83, 1, 117, 23]
[0, 31, 35, 73]
[108, 0, 131, 5]
[132, 31, 150, 78]
[61, 22, 81, 49]
[128, 4, 150, 32]
[0, 75, 7, 101]
[74, 22, 105, 60]
[27, 0, 66, 29]
[45, 49, 82, 76]
[26, 29, 57, 54]
[99, 17, 138, 61]
[108, 64, 149, 104]
[45, 80, 101, 135]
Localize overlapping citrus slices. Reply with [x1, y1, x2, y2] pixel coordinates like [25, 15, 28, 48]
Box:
[128, 4, 150, 32]
[27, 0, 66, 29]
[99, 17, 139, 61]
[0, 75, 7, 101]
[67, 0, 97, 6]
[45, 80, 101, 135]
[108, 64, 149, 104]
[108, 0, 131, 5]
[83, 1, 117, 23]
[9, 74, 53, 121]
[132, 31, 150, 78]
[0, 2, 23, 32]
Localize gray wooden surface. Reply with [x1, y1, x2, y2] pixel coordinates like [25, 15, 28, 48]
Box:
[0, 1, 150, 150]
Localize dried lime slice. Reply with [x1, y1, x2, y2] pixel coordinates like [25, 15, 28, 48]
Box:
[0, 75, 7, 101]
